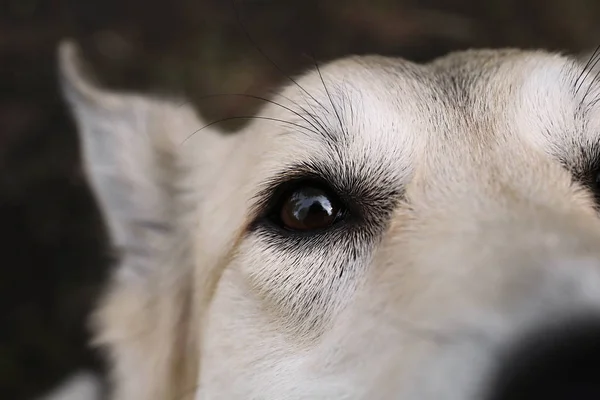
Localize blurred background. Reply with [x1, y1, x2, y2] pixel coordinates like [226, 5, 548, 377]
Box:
[2, 0, 600, 398]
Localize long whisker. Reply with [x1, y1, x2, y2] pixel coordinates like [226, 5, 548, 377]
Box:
[587, 95, 600, 109]
[311, 53, 348, 138]
[185, 93, 325, 136]
[580, 62, 600, 105]
[575, 44, 600, 95]
[269, 90, 333, 140]
[229, 0, 328, 112]
[181, 115, 322, 145]
[576, 44, 600, 106]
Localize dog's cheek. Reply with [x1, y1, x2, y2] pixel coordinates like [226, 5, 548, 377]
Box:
[232, 233, 373, 341]
[197, 264, 306, 399]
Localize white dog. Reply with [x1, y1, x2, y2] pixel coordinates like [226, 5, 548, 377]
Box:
[55, 40, 600, 400]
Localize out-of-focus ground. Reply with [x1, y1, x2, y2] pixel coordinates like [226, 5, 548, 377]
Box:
[2, 1, 600, 398]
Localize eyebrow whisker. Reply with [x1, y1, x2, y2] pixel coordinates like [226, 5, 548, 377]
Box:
[580, 63, 600, 106]
[311, 54, 349, 140]
[269, 90, 335, 140]
[188, 93, 326, 137]
[575, 44, 600, 95]
[181, 115, 322, 145]
[229, 0, 329, 114]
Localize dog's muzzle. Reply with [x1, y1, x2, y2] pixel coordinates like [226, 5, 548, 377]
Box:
[485, 315, 600, 400]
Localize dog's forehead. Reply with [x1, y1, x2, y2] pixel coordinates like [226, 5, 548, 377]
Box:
[257, 56, 433, 185]
[426, 50, 600, 162]
[250, 51, 600, 188]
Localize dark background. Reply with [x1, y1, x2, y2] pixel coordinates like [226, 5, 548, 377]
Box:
[2, 1, 600, 399]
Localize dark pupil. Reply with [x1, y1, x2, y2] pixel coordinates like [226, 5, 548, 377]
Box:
[281, 187, 337, 231]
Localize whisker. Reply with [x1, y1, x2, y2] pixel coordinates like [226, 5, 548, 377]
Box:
[587, 94, 600, 109]
[230, 0, 329, 112]
[575, 44, 600, 95]
[311, 53, 348, 138]
[181, 115, 322, 145]
[270, 90, 334, 140]
[190, 92, 326, 135]
[576, 44, 600, 107]
[580, 62, 600, 105]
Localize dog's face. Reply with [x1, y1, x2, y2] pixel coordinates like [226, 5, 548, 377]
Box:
[60, 42, 600, 399]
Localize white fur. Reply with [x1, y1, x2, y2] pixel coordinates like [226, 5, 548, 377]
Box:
[57, 41, 600, 400]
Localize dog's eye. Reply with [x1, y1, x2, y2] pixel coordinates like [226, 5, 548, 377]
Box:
[276, 185, 343, 232]
[577, 165, 600, 205]
[591, 171, 600, 202]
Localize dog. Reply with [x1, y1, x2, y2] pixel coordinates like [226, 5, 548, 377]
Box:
[56, 39, 600, 399]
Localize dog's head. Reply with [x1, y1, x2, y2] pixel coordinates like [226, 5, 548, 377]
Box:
[59, 41, 600, 399]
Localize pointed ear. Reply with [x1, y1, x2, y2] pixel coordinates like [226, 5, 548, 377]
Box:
[59, 40, 217, 397]
[58, 40, 200, 279]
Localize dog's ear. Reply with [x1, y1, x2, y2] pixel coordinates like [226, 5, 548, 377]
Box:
[59, 40, 215, 398]
[58, 40, 204, 280]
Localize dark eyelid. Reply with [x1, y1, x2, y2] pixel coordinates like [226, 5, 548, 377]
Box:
[247, 166, 342, 230]
[246, 159, 403, 236]
[561, 141, 600, 207]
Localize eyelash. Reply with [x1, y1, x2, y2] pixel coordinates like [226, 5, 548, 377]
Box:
[578, 167, 600, 204]
[247, 162, 402, 238]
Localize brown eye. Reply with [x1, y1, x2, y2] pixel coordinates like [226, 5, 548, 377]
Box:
[279, 186, 342, 231]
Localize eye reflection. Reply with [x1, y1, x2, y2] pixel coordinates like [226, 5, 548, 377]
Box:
[280, 186, 339, 231]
